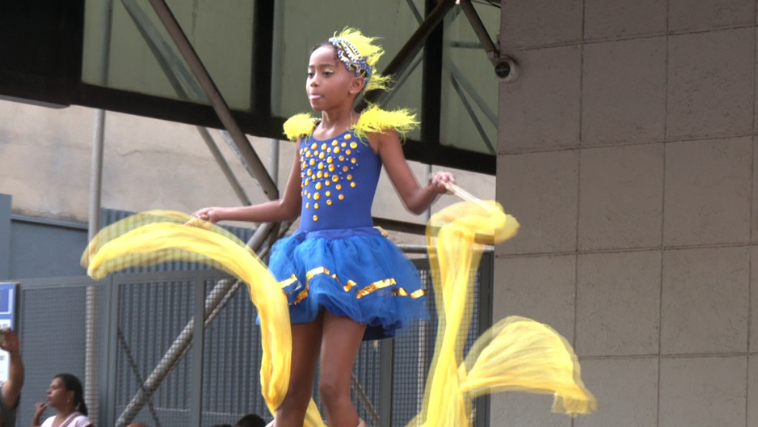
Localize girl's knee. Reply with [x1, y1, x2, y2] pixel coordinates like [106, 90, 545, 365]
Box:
[318, 377, 349, 406]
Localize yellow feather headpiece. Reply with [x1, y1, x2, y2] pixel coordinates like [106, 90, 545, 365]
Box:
[329, 28, 392, 93]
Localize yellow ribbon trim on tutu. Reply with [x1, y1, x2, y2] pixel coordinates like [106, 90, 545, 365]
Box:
[81, 200, 596, 427]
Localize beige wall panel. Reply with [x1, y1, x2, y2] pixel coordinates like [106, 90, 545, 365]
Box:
[751, 247, 758, 353]
[663, 137, 752, 247]
[578, 144, 664, 251]
[582, 37, 666, 146]
[661, 246, 749, 354]
[500, 0, 582, 50]
[576, 251, 661, 357]
[752, 138, 758, 243]
[669, 0, 755, 33]
[584, 0, 667, 40]
[493, 255, 575, 343]
[667, 28, 754, 139]
[750, 356, 758, 427]
[574, 358, 658, 427]
[495, 151, 578, 256]
[499, 46, 582, 152]
[0, 100, 299, 222]
[490, 393, 571, 427]
[659, 356, 747, 427]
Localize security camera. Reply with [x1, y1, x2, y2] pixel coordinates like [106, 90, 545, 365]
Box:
[494, 56, 519, 82]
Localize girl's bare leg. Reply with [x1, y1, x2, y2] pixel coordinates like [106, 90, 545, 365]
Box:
[274, 313, 323, 427]
[318, 311, 367, 427]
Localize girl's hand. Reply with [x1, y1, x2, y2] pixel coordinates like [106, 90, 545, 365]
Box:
[191, 207, 221, 224]
[429, 171, 456, 194]
[34, 402, 46, 415]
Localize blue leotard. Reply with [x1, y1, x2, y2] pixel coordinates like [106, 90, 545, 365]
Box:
[267, 129, 427, 340]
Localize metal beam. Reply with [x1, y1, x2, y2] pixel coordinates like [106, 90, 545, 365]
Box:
[146, 0, 279, 200]
[458, 0, 500, 65]
[360, 0, 456, 107]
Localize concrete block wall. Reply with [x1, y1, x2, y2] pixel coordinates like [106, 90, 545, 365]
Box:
[494, 1, 757, 426]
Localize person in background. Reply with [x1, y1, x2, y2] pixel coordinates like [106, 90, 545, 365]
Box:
[234, 414, 266, 427]
[0, 328, 24, 427]
[32, 374, 93, 427]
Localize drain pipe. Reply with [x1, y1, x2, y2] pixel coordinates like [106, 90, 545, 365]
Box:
[86, 1, 115, 423]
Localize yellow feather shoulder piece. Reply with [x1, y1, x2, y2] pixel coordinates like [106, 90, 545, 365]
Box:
[282, 113, 317, 142]
[352, 104, 419, 142]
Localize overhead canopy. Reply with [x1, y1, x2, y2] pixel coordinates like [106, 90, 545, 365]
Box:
[0, 0, 500, 174]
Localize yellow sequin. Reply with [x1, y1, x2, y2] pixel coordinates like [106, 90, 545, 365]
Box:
[343, 166, 349, 172]
[351, 182, 356, 188]
[318, 163, 324, 170]
[327, 200, 332, 206]
[339, 156, 345, 161]
[346, 149, 352, 155]
[314, 203, 319, 209]
[347, 174, 353, 180]
[345, 134, 351, 140]
[350, 142, 358, 149]
[313, 215, 318, 221]
[339, 194, 344, 200]
[317, 171, 323, 178]
[309, 159, 315, 166]
[351, 158, 357, 164]
[321, 143, 327, 150]
[315, 183, 322, 190]
[332, 175, 339, 182]
[328, 165, 335, 172]
[325, 191, 331, 197]
[332, 140, 338, 146]
[334, 147, 341, 154]
[314, 193, 320, 200]
[327, 157, 333, 164]
[336, 184, 342, 190]
[311, 143, 317, 149]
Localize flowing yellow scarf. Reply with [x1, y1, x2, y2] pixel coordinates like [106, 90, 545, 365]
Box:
[81, 201, 595, 426]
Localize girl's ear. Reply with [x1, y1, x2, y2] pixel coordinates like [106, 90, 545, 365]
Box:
[350, 76, 365, 95]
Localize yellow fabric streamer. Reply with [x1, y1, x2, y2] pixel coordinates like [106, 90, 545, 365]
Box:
[81, 201, 595, 427]
[411, 201, 596, 427]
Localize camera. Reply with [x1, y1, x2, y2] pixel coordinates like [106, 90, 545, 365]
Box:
[494, 56, 519, 82]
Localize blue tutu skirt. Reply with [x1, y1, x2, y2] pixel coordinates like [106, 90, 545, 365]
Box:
[268, 226, 429, 340]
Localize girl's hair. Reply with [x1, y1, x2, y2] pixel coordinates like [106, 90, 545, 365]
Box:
[54, 373, 89, 416]
[313, 28, 392, 93]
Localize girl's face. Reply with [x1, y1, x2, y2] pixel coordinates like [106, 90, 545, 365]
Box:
[307, 45, 363, 111]
[46, 377, 73, 410]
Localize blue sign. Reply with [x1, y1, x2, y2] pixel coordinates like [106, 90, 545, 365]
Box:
[0, 283, 15, 382]
[0, 283, 14, 328]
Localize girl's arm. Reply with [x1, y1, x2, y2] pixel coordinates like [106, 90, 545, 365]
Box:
[374, 131, 454, 215]
[193, 149, 303, 223]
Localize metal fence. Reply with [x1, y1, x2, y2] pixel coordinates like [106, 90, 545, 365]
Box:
[14, 252, 493, 427]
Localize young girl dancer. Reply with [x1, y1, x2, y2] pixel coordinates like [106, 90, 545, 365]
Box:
[193, 29, 454, 427]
